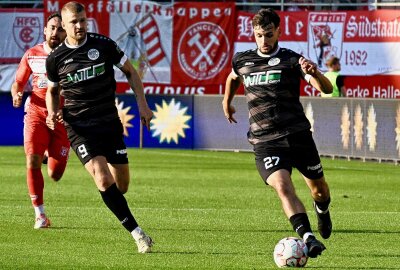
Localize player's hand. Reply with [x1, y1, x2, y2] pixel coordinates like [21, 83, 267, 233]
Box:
[12, 92, 23, 108]
[223, 104, 237, 123]
[139, 106, 154, 130]
[299, 57, 317, 76]
[56, 109, 64, 124]
[46, 113, 57, 130]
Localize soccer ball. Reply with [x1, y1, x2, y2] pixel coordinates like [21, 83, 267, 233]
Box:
[273, 237, 308, 268]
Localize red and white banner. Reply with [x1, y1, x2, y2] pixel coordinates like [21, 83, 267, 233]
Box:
[1, 5, 399, 98]
[45, 0, 173, 85]
[0, 9, 43, 64]
[171, 2, 236, 85]
[236, 10, 400, 98]
[236, 10, 400, 76]
[108, 1, 173, 84]
[46, 1, 235, 91]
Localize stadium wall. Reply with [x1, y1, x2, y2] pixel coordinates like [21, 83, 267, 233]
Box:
[2, 92, 400, 162]
[194, 95, 400, 163]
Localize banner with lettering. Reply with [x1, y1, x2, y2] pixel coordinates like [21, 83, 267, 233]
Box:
[236, 10, 400, 76]
[236, 10, 400, 98]
[1, 5, 400, 98]
[45, 0, 171, 84]
[0, 9, 43, 63]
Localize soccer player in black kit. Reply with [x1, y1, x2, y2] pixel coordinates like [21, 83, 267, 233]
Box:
[45, 1, 154, 253]
[222, 8, 333, 258]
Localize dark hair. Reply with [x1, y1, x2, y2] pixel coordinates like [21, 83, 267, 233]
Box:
[47, 12, 61, 22]
[252, 8, 280, 29]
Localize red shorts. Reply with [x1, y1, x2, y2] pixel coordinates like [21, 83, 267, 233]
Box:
[23, 110, 70, 161]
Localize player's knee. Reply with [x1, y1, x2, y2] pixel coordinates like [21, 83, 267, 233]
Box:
[116, 183, 129, 194]
[310, 180, 330, 200]
[272, 180, 294, 198]
[27, 155, 42, 169]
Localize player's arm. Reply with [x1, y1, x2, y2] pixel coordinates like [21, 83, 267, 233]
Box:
[119, 59, 153, 130]
[299, 57, 332, 94]
[11, 53, 31, 108]
[45, 83, 60, 130]
[11, 82, 24, 108]
[222, 70, 242, 123]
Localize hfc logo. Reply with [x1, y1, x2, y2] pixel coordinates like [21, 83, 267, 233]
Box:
[13, 16, 41, 52]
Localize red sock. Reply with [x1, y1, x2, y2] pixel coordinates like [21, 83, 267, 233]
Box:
[27, 168, 44, 207]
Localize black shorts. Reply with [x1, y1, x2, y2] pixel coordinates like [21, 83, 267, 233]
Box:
[65, 118, 128, 165]
[254, 130, 323, 184]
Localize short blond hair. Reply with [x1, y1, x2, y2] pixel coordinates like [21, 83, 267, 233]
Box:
[61, 1, 85, 15]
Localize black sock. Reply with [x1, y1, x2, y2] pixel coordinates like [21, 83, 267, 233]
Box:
[315, 197, 331, 212]
[289, 213, 312, 238]
[99, 183, 138, 232]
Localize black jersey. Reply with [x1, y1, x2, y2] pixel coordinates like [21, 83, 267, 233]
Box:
[46, 33, 125, 126]
[232, 47, 311, 144]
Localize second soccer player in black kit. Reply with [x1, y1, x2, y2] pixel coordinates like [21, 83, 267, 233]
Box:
[223, 9, 333, 258]
[46, 1, 154, 253]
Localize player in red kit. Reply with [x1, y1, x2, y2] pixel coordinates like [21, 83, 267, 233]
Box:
[11, 13, 69, 229]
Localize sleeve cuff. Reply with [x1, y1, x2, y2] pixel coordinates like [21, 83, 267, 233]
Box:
[304, 74, 312, 83]
[116, 54, 128, 68]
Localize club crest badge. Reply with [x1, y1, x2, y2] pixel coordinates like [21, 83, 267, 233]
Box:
[88, 49, 100, 60]
[13, 16, 41, 52]
[178, 22, 230, 80]
[268, 58, 280, 66]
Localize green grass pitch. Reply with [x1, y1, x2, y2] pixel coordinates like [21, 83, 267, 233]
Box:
[0, 146, 399, 269]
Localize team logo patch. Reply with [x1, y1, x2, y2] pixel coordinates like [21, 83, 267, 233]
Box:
[177, 22, 230, 80]
[88, 49, 100, 60]
[13, 16, 41, 51]
[268, 58, 280, 66]
[60, 146, 69, 157]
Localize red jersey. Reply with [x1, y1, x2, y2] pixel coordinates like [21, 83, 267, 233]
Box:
[14, 42, 51, 116]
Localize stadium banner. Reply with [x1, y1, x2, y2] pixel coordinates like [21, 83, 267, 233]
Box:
[236, 10, 400, 75]
[114, 94, 194, 148]
[44, 1, 233, 92]
[0, 9, 43, 63]
[116, 81, 223, 95]
[0, 64, 19, 92]
[1, 6, 399, 97]
[45, 0, 172, 84]
[0, 92, 194, 148]
[236, 10, 400, 98]
[170, 2, 235, 85]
